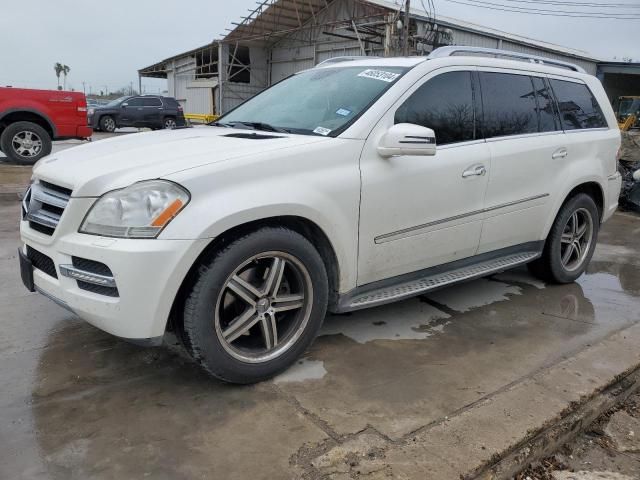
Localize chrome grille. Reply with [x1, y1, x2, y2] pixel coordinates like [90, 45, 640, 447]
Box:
[24, 181, 72, 236]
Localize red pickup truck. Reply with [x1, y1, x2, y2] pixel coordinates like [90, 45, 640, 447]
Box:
[0, 87, 92, 164]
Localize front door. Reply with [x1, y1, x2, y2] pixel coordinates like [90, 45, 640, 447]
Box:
[357, 69, 491, 285]
[120, 97, 145, 127]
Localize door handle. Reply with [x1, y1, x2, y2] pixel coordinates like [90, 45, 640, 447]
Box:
[552, 148, 568, 159]
[462, 165, 487, 178]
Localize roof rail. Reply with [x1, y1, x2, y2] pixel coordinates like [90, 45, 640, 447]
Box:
[316, 56, 380, 67]
[428, 46, 586, 73]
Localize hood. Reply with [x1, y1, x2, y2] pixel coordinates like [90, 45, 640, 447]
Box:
[33, 127, 329, 197]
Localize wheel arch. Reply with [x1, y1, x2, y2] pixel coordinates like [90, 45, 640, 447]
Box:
[0, 109, 56, 138]
[543, 180, 605, 240]
[167, 215, 342, 336]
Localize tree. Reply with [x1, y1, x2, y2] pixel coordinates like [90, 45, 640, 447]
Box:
[62, 65, 70, 90]
[54, 62, 64, 89]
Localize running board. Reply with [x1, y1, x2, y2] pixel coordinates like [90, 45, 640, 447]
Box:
[342, 251, 541, 311]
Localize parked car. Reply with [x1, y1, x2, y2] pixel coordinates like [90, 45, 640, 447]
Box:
[88, 95, 185, 132]
[0, 87, 91, 164]
[19, 47, 622, 384]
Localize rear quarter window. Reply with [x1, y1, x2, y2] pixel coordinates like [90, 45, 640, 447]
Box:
[549, 79, 608, 130]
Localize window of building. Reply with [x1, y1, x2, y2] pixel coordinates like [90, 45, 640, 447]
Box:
[229, 45, 250, 84]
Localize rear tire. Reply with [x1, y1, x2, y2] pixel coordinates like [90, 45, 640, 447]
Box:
[528, 193, 599, 284]
[0, 121, 52, 165]
[163, 117, 177, 129]
[99, 115, 116, 133]
[182, 227, 328, 384]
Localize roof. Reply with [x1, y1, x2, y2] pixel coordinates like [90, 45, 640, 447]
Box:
[139, 42, 219, 78]
[367, 0, 599, 62]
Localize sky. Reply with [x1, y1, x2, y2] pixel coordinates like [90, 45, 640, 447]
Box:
[0, 0, 638, 94]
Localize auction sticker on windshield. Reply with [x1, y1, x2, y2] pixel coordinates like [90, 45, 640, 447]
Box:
[313, 126, 332, 136]
[357, 69, 400, 82]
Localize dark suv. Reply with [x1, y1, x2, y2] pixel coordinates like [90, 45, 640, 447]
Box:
[88, 95, 185, 132]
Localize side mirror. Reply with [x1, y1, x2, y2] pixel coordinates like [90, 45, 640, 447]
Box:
[378, 123, 436, 158]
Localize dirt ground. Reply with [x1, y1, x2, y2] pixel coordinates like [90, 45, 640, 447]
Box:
[517, 392, 640, 479]
[2, 131, 640, 479]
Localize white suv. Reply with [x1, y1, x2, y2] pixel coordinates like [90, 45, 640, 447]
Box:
[19, 47, 622, 383]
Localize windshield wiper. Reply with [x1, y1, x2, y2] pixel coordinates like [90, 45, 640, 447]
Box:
[223, 121, 289, 133]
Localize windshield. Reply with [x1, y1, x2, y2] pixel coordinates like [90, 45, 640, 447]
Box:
[216, 66, 409, 136]
[105, 96, 129, 107]
[619, 98, 640, 116]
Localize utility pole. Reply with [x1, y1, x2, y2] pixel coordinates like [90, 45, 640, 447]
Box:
[82, 81, 86, 95]
[402, 0, 411, 56]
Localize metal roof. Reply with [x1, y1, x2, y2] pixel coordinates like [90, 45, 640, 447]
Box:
[139, 42, 220, 78]
[367, 0, 599, 62]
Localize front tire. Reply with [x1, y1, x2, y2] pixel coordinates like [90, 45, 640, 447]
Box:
[99, 115, 116, 133]
[0, 121, 52, 165]
[528, 193, 599, 283]
[182, 227, 328, 384]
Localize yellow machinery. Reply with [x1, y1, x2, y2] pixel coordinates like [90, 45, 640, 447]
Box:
[616, 96, 640, 131]
[184, 113, 220, 125]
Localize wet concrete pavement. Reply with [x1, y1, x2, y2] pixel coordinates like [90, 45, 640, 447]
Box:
[1, 200, 640, 479]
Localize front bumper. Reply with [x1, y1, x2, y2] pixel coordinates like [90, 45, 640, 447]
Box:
[20, 217, 208, 342]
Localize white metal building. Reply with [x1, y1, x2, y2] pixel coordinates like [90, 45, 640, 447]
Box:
[139, 0, 600, 116]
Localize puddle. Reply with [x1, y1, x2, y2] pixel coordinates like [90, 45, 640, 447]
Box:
[424, 279, 522, 312]
[320, 302, 450, 343]
[493, 270, 546, 290]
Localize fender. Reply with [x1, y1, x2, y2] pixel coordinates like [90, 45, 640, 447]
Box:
[0, 107, 57, 137]
[542, 174, 606, 239]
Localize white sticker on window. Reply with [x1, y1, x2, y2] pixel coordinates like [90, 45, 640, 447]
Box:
[313, 126, 332, 136]
[357, 69, 400, 83]
[336, 108, 351, 117]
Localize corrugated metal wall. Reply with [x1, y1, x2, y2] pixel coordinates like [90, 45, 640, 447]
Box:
[164, 0, 599, 113]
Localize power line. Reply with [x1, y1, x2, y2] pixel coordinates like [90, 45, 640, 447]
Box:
[444, 0, 640, 19]
[494, 0, 640, 8]
[448, 0, 640, 16]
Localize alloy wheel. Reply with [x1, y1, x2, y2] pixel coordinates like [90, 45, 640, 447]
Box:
[164, 118, 177, 129]
[11, 131, 42, 158]
[560, 207, 594, 272]
[214, 252, 313, 363]
[103, 117, 115, 132]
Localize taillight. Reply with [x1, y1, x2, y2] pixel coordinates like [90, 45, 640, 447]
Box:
[177, 105, 183, 112]
[77, 106, 87, 113]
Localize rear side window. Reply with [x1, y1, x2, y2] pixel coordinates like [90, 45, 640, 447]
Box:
[163, 97, 178, 107]
[549, 79, 607, 130]
[142, 97, 162, 107]
[127, 97, 144, 107]
[479, 72, 538, 138]
[531, 77, 559, 132]
[395, 71, 475, 145]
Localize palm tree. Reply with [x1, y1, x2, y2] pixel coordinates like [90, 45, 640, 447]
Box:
[54, 63, 64, 90]
[62, 65, 70, 90]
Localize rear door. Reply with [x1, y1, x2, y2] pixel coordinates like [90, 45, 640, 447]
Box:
[142, 97, 163, 126]
[476, 70, 565, 254]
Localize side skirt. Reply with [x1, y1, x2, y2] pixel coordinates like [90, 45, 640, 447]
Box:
[335, 241, 544, 313]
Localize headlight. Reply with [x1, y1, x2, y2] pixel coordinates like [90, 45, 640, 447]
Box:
[88, 108, 95, 115]
[80, 180, 190, 238]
